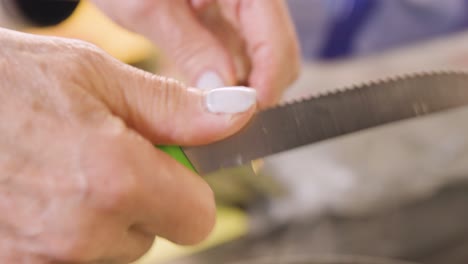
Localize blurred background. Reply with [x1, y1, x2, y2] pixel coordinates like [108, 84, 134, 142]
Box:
[15, 0, 468, 263]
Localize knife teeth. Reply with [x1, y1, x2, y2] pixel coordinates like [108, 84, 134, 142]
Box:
[274, 70, 468, 111]
[186, 69, 468, 174]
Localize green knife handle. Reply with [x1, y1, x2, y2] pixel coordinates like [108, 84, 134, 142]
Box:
[157, 145, 196, 172]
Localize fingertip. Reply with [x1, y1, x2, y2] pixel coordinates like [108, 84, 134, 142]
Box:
[129, 140, 217, 246]
[247, 70, 283, 109]
[157, 150, 217, 245]
[256, 86, 283, 109]
[169, 179, 217, 245]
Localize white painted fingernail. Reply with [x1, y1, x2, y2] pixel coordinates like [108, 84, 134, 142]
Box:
[205, 86, 257, 114]
[196, 71, 225, 90]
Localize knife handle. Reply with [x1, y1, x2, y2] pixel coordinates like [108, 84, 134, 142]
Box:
[157, 145, 196, 172]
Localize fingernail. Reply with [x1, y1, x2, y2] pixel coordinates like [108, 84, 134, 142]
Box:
[196, 71, 225, 90]
[205, 86, 257, 114]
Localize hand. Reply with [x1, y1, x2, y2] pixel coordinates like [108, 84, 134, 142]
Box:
[0, 28, 255, 263]
[92, 0, 301, 107]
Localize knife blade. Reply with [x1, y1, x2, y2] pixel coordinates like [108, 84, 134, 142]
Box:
[162, 71, 468, 176]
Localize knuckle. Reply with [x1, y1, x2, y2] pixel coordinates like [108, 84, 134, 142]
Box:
[48, 236, 91, 262]
[123, 235, 155, 263]
[152, 76, 187, 119]
[199, 186, 216, 238]
[84, 127, 139, 212]
[182, 183, 216, 245]
[55, 38, 106, 62]
[70, 39, 105, 58]
[291, 58, 301, 82]
[98, 173, 137, 212]
[284, 41, 301, 84]
[64, 39, 110, 73]
[90, 159, 138, 212]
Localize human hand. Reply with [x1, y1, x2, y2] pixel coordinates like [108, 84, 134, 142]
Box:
[0, 28, 255, 263]
[92, 0, 301, 107]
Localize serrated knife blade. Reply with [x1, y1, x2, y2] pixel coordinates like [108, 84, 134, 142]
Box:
[183, 71, 468, 175]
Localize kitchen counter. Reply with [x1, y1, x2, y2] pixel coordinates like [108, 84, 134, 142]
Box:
[167, 182, 468, 264]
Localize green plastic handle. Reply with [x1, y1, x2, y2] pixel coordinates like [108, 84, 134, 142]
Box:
[157, 145, 196, 172]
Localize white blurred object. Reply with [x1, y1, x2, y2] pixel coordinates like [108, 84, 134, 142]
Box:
[249, 32, 468, 232]
[287, 0, 468, 60]
[255, 108, 468, 224]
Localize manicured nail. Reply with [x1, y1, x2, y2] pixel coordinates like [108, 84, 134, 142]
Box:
[196, 71, 225, 90]
[205, 86, 257, 114]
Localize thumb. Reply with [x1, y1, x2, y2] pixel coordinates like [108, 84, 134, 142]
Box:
[93, 60, 256, 146]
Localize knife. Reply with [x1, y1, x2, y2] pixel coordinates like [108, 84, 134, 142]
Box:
[159, 71, 468, 176]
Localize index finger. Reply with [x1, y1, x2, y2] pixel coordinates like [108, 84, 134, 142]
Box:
[222, 0, 301, 107]
[132, 136, 216, 245]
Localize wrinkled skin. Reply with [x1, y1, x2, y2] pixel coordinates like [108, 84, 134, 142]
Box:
[92, 0, 301, 107]
[0, 28, 254, 263]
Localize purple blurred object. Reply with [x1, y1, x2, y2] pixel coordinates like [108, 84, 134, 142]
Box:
[287, 0, 468, 60]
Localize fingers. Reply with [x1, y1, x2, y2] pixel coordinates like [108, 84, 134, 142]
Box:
[104, 228, 155, 263]
[220, 0, 301, 107]
[96, 0, 237, 89]
[89, 57, 256, 145]
[128, 132, 217, 245]
[92, 0, 300, 107]
[195, 3, 252, 86]
[147, 0, 234, 88]
[151, 0, 234, 88]
[81, 124, 216, 245]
